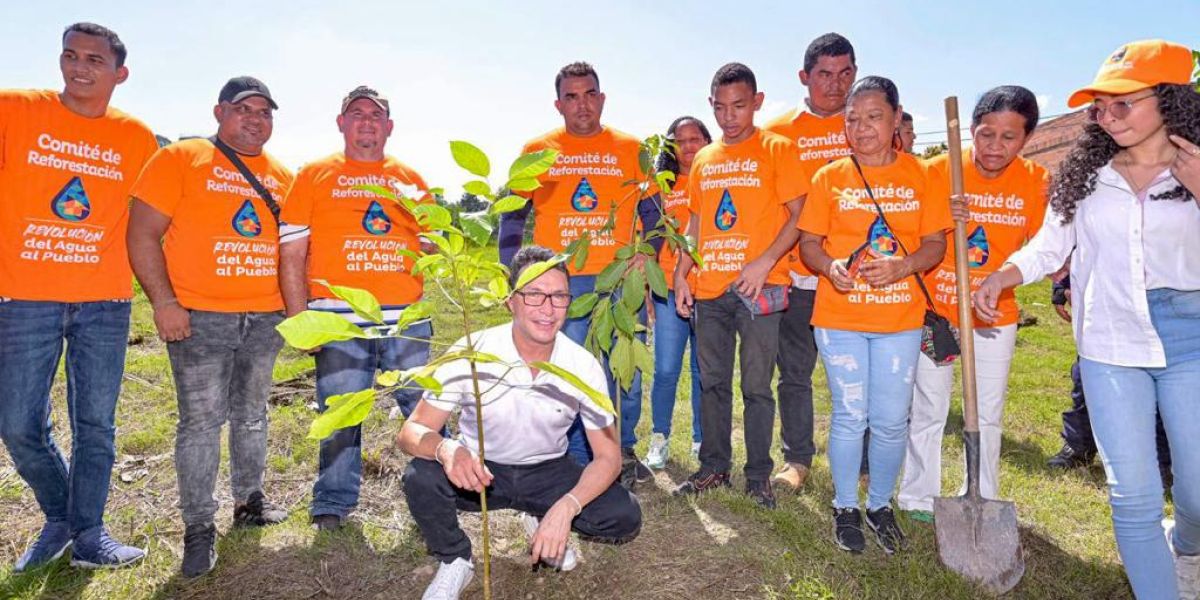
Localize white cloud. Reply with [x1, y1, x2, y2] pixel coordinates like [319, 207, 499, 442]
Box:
[1037, 94, 1051, 110]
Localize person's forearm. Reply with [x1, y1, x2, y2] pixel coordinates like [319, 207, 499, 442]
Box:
[279, 240, 310, 316]
[398, 421, 446, 459]
[566, 440, 621, 507]
[497, 199, 532, 266]
[127, 214, 177, 306]
[990, 263, 1026, 291]
[900, 235, 946, 276]
[799, 235, 834, 276]
[673, 216, 699, 280]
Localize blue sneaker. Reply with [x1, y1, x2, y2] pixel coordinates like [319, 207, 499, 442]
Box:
[14, 520, 72, 572]
[70, 526, 146, 569]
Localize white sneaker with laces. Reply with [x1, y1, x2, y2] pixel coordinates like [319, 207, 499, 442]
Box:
[646, 433, 669, 469]
[520, 512, 578, 571]
[1165, 519, 1200, 599]
[421, 557, 474, 600]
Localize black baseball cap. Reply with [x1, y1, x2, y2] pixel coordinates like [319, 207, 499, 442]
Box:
[340, 85, 389, 115]
[218, 76, 278, 109]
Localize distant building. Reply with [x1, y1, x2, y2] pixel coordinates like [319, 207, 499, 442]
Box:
[1021, 110, 1088, 176]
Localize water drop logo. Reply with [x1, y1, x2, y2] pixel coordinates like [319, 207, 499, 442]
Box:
[231, 199, 262, 238]
[571, 177, 598, 211]
[714, 189, 737, 231]
[50, 176, 91, 222]
[967, 225, 990, 267]
[867, 215, 899, 256]
[361, 201, 392, 235]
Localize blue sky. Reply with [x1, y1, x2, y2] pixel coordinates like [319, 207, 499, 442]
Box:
[4, 1, 1196, 194]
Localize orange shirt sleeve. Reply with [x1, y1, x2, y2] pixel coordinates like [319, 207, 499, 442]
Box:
[279, 164, 317, 227]
[130, 146, 186, 217]
[1024, 167, 1050, 240]
[918, 163, 953, 237]
[797, 168, 832, 236]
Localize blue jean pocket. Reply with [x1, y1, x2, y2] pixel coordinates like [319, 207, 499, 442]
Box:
[1167, 289, 1200, 320]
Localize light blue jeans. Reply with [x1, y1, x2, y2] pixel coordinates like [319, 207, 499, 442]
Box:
[650, 291, 701, 443]
[816, 327, 921, 510]
[1080, 288, 1200, 600]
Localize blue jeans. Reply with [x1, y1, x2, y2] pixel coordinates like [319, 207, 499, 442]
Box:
[0, 300, 130, 534]
[563, 275, 644, 462]
[1080, 288, 1200, 600]
[311, 321, 432, 518]
[650, 291, 700, 442]
[816, 327, 921, 510]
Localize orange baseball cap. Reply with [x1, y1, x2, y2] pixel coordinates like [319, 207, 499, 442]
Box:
[1068, 39, 1194, 107]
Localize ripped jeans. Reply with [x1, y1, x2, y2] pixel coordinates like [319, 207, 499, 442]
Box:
[167, 310, 284, 526]
[815, 327, 921, 510]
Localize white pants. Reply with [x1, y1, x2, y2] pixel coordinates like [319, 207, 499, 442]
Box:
[898, 324, 1017, 512]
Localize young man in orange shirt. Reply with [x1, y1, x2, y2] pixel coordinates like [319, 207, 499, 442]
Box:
[762, 33, 856, 490]
[278, 86, 433, 532]
[127, 77, 294, 578]
[498, 62, 656, 483]
[0, 22, 158, 572]
[673, 63, 808, 508]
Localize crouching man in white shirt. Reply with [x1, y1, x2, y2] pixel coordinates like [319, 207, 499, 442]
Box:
[398, 246, 643, 600]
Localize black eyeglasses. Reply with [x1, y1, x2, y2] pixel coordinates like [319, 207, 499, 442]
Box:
[513, 290, 572, 308]
[1086, 94, 1155, 123]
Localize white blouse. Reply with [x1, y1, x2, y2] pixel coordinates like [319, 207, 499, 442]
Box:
[1006, 163, 1200, 368]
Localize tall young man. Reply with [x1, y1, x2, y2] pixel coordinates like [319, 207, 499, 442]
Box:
[498, 62, 655, 483]
[0, 22, 158, 571]
[279, 86, 433, 531]
[674, 63, 809, 508]
[128, 76, 294, 578]
[762, 33, 856, 490]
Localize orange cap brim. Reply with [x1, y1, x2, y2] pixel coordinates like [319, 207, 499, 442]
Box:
[1067, 79, 1157, 108]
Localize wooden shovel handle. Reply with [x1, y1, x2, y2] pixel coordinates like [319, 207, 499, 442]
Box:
[944, 97, 980, 434]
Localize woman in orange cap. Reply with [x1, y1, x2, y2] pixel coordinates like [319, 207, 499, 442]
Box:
[975, 40, 1200, 599]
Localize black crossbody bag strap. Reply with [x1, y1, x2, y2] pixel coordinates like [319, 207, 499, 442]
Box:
[849, 154, 936, 310]
[209, 136, 281, 223]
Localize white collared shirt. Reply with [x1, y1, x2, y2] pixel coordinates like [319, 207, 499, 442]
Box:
[1007, 163, 1200, 368]
[423, 322, 613, 465]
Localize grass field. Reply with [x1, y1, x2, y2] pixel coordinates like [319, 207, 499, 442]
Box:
[0, 278, 1156, 599]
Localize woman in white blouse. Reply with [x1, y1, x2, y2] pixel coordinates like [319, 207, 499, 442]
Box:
[974, 40, 1200, 600]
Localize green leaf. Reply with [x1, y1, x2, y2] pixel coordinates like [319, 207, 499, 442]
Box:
[595, 260, 625, 293]
[612, 303, 635, 336]
[395, 301, 435, 331]
[591, 298, 614, 351]
[509, 149, 559, 180]
[308, 389, 376, 440]
[513, 255, 568, 291]
[461, 212, 494, 247]
[568, 237, 589, 271]
[410, 375, 443, 396]
[609, 335, 635, 391]
[529, 361, 614, 415]
[489, 194, 528, 215]
[615, 245, 634, 260]
[568, 292, 599, 319]
[506, 177, 541, 193]
[314, 280, 383, 325]
[413, 204, 453, 230]
[449, 140, 490, 178]
[633, 338, 654, 376]
[377, 370, 401, 387]
[643, 261, 668, 298]
[621, 267, 646, 312]
[463, 180, 491, 198]
[277, 311, 368, 350]
[655, 170, 676, 195]
[638, 146, 652, 177]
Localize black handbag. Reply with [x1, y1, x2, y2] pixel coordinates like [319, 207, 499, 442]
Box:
[849, 156, 960, 365]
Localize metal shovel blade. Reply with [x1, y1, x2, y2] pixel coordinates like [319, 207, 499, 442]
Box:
[934, 494, 1025, 595]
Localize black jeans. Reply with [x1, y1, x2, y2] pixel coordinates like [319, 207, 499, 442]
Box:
[775, 287, 818, 466]
[403, 456, 642, 563]
[1061, 357, 1171, 471]
[694, 290, 782, 481]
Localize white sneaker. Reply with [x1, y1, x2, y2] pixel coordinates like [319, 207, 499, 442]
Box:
[691, 441, 701, 459]
[646, 433, 669, 469]
[421, 557, 473, 600]
[1166, 519, 1200, 599]
[520, 512, 578, 571]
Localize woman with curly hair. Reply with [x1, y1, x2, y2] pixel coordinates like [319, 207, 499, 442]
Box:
[974, 40, 1200, 599]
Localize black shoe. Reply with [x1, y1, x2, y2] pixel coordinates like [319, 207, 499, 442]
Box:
[745, 479, 776, 509]
[620, 448, 653, 489]
[865, 505, 906, 555]
[672, 469, 731, 497]
[181, 523, 217, 578]
[832, 507, 865, 554]
[1047, 443, 1095, 469]
[233, 491, 289, 527]
[312, 514, 342, 532]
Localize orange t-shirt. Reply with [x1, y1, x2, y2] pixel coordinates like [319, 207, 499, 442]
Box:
[280, 153, 427, 306]
[798, 153, 953, 333]
[519, 127, 645, 275]
[925, 151, 1048, 327]
[687, 129, 810, 301]
[763, 108, 851, 278]
[0, 90, 158, 301]
[657, 173, 693, 289]
[130, 138, 294, 312]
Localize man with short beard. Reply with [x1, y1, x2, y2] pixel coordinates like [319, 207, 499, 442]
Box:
[0, 22, 158, 572]
[279, 86, 433, 532]
[127, 76, 295, 578]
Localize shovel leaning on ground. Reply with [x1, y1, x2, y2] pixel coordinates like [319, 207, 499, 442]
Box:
[932, 96, 1025, 595]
